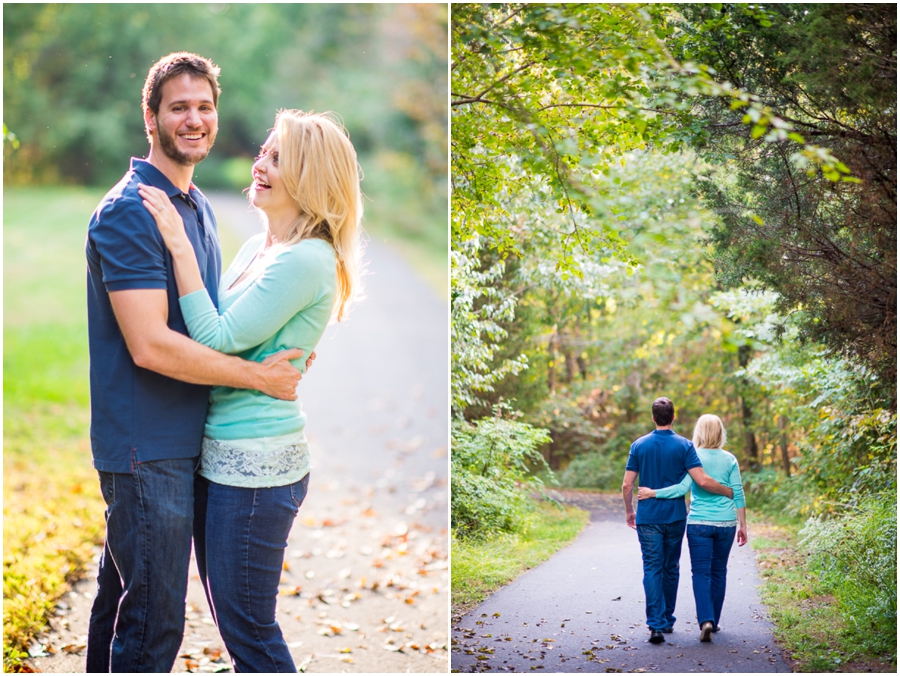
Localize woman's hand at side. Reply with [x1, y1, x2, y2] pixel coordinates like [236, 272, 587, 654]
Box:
[637, 487, 657, 500]
[736, 507, 748, 546]
[137, 184, 204, 297]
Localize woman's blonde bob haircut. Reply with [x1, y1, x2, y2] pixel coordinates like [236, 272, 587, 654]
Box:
[266, 109, 362, 321]
[692, 414, 727, 450]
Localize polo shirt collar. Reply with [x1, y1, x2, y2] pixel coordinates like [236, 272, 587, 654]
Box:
[652, 429, 674, 435]
[130, 157, 183, 199]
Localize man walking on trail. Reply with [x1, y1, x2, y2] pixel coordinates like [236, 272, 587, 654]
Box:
[84, 52, 309, 672]
[621, 397, 733, 645]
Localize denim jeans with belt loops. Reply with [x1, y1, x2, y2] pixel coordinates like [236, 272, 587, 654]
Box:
[686, 523, 737, 628]
[636, 520, 686, 632]
[86, 456, 197, 673]
[194, 473, 310, 673]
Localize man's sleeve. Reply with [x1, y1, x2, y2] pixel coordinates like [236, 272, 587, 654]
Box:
[92, 197, 168, 291]
[684, 441, 702, 470]
[625, 442, 639, 473]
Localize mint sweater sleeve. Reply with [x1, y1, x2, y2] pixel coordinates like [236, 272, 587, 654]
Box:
[653, 473, 694, 500]
[179, 239, 335, 354]
[729, 458, 746, 509]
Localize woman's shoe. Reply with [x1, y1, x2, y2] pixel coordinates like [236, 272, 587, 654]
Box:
[699, 621, 714, 642]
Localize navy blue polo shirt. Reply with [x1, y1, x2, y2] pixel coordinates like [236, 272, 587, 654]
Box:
[86, 158, 222, 473]
[626, 429, 702, 525]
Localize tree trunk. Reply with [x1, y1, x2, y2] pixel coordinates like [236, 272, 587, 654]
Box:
[548, 326, 558, 393]
[778, 414, 791, 476]
[738, 344, 760, 470]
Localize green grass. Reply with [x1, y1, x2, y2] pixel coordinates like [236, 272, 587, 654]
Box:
[750, 514, 896, 673]
[3, 187, 111, 671]
[451, 499, 589, 617]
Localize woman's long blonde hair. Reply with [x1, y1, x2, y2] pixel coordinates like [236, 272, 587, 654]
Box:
[269, 109, 362, 321]
[693, 414, 727, 450]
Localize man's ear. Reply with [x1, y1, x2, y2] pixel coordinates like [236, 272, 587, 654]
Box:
[144, 107, 157, 136]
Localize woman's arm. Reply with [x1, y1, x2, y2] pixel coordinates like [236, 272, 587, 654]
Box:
[730, 459, 746, 509]
[177, 242, 332, 354]
[736, 507, 748, 546]
[139, 183, 333, 356]
[637, 473, 694, 501]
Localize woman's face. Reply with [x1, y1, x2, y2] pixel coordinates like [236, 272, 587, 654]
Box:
[249, 131, 296, 218]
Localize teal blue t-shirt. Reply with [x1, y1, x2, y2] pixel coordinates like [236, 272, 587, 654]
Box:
[653, 447, 746, 522]
[178, 233, 337, 441]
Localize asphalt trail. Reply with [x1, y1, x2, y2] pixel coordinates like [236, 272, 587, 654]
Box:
[451, 493, 790, 674]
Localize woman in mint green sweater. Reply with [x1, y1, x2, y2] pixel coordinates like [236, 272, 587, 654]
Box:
[139, 110, 361, 672]
[638, 414, 748, 642]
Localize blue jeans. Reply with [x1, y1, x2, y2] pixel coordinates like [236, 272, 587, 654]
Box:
[686, 523, 736, 627]
[86, 457, 197, 672]
[636, 520, 686, 631]
[194, 474, 310, 673]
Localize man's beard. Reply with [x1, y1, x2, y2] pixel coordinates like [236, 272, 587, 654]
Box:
[156, 120, 216, 167]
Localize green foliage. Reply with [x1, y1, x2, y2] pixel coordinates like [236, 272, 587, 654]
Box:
[451, 412, 552, 538]
[451, 240, 527, 416]
[801, 495, 897, 658]
[678, 3, 897, 386]
[558, 452, 622, 491]
[451, 3, 848, 266]
[742, 468, 819, 520]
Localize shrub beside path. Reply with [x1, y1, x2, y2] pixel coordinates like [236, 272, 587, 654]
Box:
[451, 492, 791, 674]
[29, 193, 449, 673]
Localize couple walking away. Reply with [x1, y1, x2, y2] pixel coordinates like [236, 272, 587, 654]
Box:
[85, 52, 362, 672]
[622, 397, 748, 645]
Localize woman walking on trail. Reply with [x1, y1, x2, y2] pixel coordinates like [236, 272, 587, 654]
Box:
[638, 414, 747, 643]
[138, 109, 362, 672]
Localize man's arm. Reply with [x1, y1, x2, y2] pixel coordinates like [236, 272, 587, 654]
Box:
[686, 466, 734, 498]
[110, 289, 302, 400]
[622, 470, 638, 530]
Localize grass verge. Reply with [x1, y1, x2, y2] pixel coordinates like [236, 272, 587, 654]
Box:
[4, 187, 107, 672]
[750, 512, 897, 673]
[451, 499, 589, 618]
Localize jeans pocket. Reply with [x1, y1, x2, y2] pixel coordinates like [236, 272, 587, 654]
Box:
[98, 471, 116, 507]
[289, 474, 310, 510]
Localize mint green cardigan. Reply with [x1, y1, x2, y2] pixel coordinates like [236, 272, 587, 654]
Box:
[654, 447, 746, 522]
[179, 233, 336, 441]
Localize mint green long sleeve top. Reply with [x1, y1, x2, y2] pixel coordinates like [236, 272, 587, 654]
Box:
[178, 233, 336, 441]
[653, 447, 746, 523]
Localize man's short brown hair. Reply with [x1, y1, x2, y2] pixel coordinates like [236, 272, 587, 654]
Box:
[141, 52, 221, 137]
[651, 397, 675, 426]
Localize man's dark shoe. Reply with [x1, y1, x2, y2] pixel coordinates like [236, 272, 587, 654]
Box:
[699, 621, 714, 642]
[649, 630, 665, 644]
[660, 626, 674, 634]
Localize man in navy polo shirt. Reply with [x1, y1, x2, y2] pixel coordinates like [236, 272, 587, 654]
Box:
[85, 53, 307, 672]
[622, 397, 733, 645]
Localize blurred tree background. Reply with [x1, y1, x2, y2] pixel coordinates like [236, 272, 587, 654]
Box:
[3, 4, 446, 670]
[4, 3, 447, 274]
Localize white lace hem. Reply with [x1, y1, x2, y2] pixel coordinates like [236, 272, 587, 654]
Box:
[199, 432, 310, 488]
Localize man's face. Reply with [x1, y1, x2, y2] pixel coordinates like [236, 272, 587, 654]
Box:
[148, 73, 218, 167]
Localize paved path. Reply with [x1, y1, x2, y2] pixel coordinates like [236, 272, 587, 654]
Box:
[31, 192, 449, 673]
[451, 493, 790, 674]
